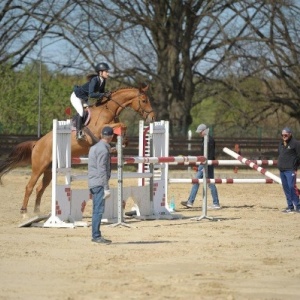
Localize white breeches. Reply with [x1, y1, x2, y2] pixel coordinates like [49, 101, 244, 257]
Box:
[70, 92, 84, 117]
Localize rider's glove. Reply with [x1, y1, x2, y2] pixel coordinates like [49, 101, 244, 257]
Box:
[103, 91, 111, 98]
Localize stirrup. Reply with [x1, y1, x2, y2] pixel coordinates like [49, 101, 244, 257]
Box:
[76, 130, 85, 140]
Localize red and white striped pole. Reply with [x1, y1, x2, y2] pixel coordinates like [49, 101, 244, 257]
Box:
[223, 147, 281, 184]
[169, 178, 280, 184]
[72, 156, 206, 165]
[71, 157, 277, 166]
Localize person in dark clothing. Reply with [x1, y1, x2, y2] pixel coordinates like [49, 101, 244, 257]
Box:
[70, 62, 111, 140]
[278, 127, 300, 213]
[181, 124, 221, 209]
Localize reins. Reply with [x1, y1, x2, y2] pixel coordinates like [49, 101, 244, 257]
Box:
[94, 88, 154, 120]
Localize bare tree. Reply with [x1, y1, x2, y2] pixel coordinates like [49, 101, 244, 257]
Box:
[261, 1, 300, 121]
[58, 0, 273, 135]
[3, 0, 300, 135]
[214, 0, 300, 131]
[0, 0, 76, 68]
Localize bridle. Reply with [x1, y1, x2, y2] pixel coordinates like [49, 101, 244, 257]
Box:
[135, 92, 154, 120]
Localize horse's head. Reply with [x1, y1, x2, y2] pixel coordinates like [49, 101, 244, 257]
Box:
[130, 84, 155, 123]
[100, 85, 155, 123]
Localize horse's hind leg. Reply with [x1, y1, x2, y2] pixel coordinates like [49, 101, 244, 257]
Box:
[34, 169, 52, 213]
[21, 172, 42, 214]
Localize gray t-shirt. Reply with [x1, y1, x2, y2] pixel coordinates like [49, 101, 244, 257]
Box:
[88, 140, 111, 189]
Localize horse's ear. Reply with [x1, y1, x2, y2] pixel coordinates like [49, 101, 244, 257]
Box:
[140, 82, 149, 92]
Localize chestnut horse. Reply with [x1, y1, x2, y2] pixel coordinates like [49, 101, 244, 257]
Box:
[0, 85, 155, 213]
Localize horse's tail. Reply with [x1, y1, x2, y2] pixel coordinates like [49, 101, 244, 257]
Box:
[0, 140, 36, 185]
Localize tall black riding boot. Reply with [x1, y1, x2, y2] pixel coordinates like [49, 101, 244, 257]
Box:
[76, 114, 84, 140]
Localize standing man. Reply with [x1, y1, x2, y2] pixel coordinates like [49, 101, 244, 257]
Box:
[181, 124, 221, 209]
[88, 126, 114, 244]
[278, 127, 300, 213]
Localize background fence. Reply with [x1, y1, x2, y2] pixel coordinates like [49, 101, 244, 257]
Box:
[0, 135, 39, 157]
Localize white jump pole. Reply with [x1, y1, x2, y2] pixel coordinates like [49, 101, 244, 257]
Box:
[169, 178, 284, 184]
[50, 119, 59, 222]
[44, 119, 74, 228]
[192, 131, 215, 221]
[110, 134, 132, 228]
[223, 147, 282, 184]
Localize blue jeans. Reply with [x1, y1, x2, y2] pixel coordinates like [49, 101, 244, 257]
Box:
[188, 165, 220, 206]
[280, 170, 300, 209]
[90, 186, 105, 239]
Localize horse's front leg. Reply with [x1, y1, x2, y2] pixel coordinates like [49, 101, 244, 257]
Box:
[107, 122, 127, 133]
[34, 170, 52, 213]
[106, 123, 128, 146]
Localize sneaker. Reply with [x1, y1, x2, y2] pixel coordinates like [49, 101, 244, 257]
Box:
[92, 237, 112, 244]
[208, 204, 221, 210]
[281, 208, 294, 213]
[181, 201, 193, 208]
[295, 208, 300, 213]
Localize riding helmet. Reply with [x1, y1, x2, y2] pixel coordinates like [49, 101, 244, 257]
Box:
[95, 62, 110, 72]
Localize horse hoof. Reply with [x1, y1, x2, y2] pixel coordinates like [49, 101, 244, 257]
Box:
[20, 208, 27, 214]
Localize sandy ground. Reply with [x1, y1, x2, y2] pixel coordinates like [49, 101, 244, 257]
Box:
[0, 167, 300, 300]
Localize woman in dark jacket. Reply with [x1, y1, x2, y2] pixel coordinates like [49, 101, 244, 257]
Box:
[278, 127, 300, 213]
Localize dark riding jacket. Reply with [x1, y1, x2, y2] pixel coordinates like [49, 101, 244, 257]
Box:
[278, 136, 300, 171]
[203, 135, 216, 160]
[74, 76, 106, 103]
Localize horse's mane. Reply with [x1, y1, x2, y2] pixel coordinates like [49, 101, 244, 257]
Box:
[91, 87, 137, 107]
[111, 83, 148, 94]
[110, 86, 137, 94]
[93, 84, 148, 107]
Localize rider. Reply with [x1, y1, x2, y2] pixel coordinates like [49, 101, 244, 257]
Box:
[70, 62, 111, 140]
